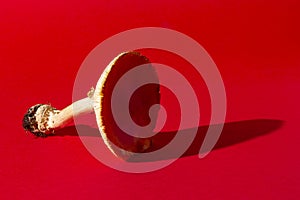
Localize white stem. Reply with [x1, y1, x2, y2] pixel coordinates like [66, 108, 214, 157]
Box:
[23, 88, 96, 136]
[50, 97, 94, 130]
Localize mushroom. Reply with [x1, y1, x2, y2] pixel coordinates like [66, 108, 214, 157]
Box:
[22, 51, 160, 159]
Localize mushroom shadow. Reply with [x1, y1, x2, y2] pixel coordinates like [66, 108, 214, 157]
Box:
[54, 119, 283, 161]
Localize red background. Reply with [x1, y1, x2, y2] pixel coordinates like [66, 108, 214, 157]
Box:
[1, 0, 299, 199]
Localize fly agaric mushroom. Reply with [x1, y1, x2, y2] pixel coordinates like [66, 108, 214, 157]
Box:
[22, 51, 160, 159]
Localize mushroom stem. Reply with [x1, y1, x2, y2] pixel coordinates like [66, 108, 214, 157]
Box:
[51, 97, 94, 129]
[23, 96, 94, 137]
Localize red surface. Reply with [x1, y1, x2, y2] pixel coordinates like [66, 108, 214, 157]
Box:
[1, 0, 300, 199]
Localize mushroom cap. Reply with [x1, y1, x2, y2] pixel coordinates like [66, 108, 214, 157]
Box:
[94, 51, 160, 159]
